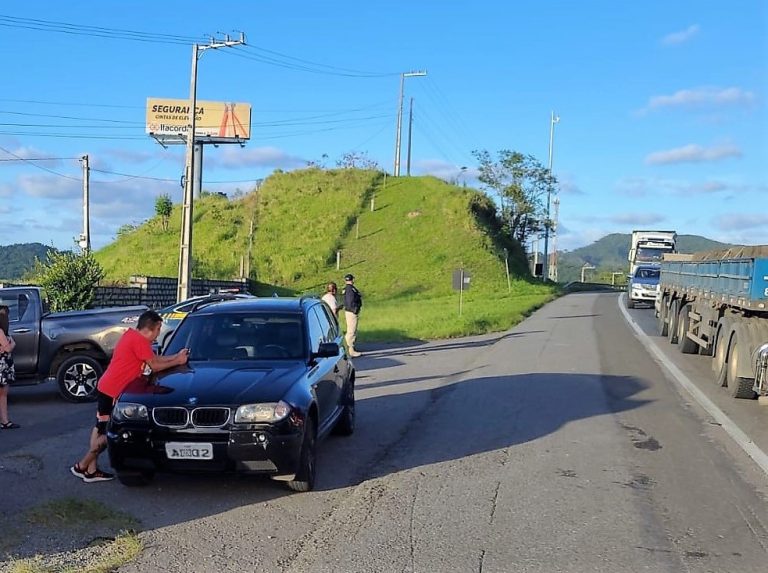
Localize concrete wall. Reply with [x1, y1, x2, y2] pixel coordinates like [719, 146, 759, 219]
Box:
[92, 276, 254, 309]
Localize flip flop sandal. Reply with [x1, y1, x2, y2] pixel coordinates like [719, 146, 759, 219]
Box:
[1, 422, 20, 429]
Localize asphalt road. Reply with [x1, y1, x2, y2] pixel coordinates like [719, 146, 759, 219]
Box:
[2, 292, 768, 572]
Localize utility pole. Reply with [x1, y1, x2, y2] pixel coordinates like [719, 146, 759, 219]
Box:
[78, 155, 90, 252]
[542, 111, 560, 282]
[393, 70, 426, 176]
[177, 33, 245, 303]
[193, 143, 203, 199]
[550, 196, 560, 282]
[244, 218, 254, 279]
[406, 97, 414, 176]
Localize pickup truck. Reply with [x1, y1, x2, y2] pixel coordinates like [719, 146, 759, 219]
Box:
[0, 286, 147, 402]
[626, 265, 660, 308]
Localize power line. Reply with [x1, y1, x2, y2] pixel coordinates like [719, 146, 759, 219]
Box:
[0, 144, 81, 179]
[0, 14, 201, 45]
[0, 156, 77, 162]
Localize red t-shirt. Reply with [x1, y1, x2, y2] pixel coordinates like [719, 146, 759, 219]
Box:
[97, 328, 154, 399]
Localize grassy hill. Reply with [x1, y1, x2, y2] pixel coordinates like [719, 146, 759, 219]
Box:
[557, 233, 736, 283]
[96, 168, 555, 341]
[0, 243, 57, 281]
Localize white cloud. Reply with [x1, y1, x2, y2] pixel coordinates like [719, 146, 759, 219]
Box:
[645, 143, 742, 165]
[413, 159, 479, 182]
[615, 176, 762, 197]
[661, 24, 700, 46]
[18, 174, 81, 199]
[557, 174, 585, 195]
[207, 146, 306, 169]
[644, 87, 757, 111]
[713, 213, 768, 232]
[610, 212, 666, 226]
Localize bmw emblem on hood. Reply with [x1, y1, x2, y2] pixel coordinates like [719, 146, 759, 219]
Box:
[188, 397, 198, 406]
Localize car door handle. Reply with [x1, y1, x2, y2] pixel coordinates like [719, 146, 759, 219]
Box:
[12, 328, 31, 334]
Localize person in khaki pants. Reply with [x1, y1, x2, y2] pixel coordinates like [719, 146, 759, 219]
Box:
[342, 274, 363, 357]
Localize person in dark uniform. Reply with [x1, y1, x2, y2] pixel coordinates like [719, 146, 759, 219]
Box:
[342, 274, 363, 357]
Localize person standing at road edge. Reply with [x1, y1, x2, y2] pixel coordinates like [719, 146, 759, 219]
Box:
[343, 274, 363, 357]
[0, 305, 19, 429]
[71, 310, 188, 483]
[321, 282, 342, 318]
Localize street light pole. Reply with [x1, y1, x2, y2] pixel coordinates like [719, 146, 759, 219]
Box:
[542, 110, 560, 282]
[393, 70, 426, 176]
[177, 33, 245, 303]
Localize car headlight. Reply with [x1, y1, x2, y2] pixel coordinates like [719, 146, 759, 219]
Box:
[113, 402, 149, 421]
[234, 401, 291, 423]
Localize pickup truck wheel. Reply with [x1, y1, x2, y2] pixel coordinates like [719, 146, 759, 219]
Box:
[677, 304, 698, 354]
[726, 330, 756, 399]
[56, 355, 102, 402]
[287, 417, 317, 493]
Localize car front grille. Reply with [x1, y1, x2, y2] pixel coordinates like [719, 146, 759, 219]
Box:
[192, 407, 230, 427]
[152, 406, 230, 428]
[153, 407, 189, 427]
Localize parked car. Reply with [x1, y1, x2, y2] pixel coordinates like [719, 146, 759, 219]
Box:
[156, 292, 254, 351]
[107, 296, 355, 492]
[627, 265, 660, 308]
[0, 286, 146, 402]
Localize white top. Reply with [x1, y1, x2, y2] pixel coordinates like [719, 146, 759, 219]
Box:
[321, 292, 339, 315]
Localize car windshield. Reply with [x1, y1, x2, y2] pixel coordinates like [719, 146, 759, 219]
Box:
[164, 312, 305, 361]
[635, 268, 660, 280]
[636, 247, 671, 262]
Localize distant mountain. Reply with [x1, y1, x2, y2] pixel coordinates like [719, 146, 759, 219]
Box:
[556, 234, 736, 283]
[0, 243, 57, 281]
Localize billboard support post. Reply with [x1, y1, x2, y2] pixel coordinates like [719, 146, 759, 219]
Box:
[176, 33, 245, 303]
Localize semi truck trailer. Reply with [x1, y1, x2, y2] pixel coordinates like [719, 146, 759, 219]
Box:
[655, 247, 768, 401]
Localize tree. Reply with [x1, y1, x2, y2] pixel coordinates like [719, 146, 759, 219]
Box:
[472, 149, 557, 245]
[336, 151, 379, 170]
[155, 193, 173, 231]
[31, 246, 105, 312]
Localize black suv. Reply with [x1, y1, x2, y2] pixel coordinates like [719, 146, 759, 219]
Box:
[107, 297, 355, 492]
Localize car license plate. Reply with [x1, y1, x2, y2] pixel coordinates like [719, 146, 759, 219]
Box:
[165, 442, 213, 460]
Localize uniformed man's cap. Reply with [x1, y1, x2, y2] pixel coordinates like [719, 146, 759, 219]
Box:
[344, 274, 354, 281]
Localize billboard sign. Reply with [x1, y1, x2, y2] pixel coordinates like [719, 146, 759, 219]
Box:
[146, 98, 251, 141]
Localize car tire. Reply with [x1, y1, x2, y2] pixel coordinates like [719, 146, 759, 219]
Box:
[288, 417, 317, 493]
[333, 379, 355, 436]
[117, 470, 155, 487]
[56, 354, 103, 403]
[626, 296, 635, 309]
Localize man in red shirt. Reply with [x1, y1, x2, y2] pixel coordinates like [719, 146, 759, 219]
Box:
[71, 310, 188, 483]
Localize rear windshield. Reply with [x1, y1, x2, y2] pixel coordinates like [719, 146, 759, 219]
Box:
[634, 268, 660, 280]
[165, 312, 305, 360]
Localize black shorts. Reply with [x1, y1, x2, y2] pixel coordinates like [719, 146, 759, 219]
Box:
[96, 390, 115, 417]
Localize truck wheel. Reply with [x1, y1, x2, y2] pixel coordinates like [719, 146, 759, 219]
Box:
[726, 330, 756, 399]
[56, 355, 103, 402]
[677, 304, 698, 354]
[667, 300, 680, 344]
[657, 296, 669, 337]
[712, 318, 732, 387]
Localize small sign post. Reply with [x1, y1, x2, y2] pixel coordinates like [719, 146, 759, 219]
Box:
[452, 267, 472, 315]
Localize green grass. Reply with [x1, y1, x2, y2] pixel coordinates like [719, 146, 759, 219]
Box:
[95, 168, 557, 340]
[6, 532, 142, 573]
[25, 498, 137, 529]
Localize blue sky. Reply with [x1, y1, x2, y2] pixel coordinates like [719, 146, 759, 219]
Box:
[0, 1, 765, 252]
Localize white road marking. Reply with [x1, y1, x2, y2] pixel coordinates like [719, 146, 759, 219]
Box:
[618, 293, 768, 476]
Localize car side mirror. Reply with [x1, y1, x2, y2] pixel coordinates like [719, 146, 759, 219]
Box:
[313, 342, 340, 358]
